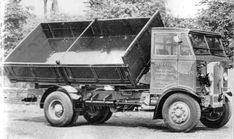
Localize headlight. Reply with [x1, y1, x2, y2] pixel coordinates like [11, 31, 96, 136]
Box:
[208, 73, 214, 82]
[223, 72, 228, 81]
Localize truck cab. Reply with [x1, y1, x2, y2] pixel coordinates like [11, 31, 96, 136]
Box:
[150, 27, 231, 131]
[151, 27, 227, 107]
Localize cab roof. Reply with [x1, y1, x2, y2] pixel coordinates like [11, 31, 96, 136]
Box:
[152, 27, 221, 36]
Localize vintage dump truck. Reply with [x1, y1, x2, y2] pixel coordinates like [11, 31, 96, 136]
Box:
[3, 11, 232, 132]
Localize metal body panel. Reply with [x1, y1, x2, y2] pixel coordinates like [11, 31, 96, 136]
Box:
[150, 29, 197, 95]
[150, 30, 179, 94]
[150, 57, 196, 95]
[60, 35, 136, 64]
[4, 11, 164, 85]
[178, 57, 196, 92]
[4, 64, 132, 85]
[123, 12, 164, 84]
[5, 21, 91, 63]
[150, 58, 178, 94]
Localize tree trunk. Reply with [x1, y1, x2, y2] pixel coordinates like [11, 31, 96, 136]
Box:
[51, 0, 59, 15]
[44, 0, 48, 20]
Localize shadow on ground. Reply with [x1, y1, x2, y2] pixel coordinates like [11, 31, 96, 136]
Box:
[13, 114, 223, 133]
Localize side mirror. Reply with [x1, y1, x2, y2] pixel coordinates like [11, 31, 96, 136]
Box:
[173, 34, 183, 44]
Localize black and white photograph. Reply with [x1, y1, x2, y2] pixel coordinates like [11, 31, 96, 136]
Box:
[0, 0, 233, 138]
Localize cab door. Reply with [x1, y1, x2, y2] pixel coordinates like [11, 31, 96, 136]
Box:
[150, 31, 179, 94]
[178, 33, 196, 90]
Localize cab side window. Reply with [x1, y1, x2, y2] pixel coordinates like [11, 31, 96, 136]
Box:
[154, 33, 178, 56]
[180, 33, 193, 56]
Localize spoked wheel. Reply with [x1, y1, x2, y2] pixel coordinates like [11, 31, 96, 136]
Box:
[201, 97, 232, 128]
[44, 91, 77, 127]
[83, 106, 112, 124]
[162, 93, 201, 132]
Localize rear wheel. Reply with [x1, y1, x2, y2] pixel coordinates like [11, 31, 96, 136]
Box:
[162, 93, 201, 132]
[44, 91, 75, 127]
[103, 110, 113, 122]
[200, 97, 232, 128]
[83, 106, 112, 124]
[69, 111, 79, 126]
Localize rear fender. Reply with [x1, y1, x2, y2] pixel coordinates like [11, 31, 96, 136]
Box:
[153, 86, 200, 119]
[40, 85, 81, 108]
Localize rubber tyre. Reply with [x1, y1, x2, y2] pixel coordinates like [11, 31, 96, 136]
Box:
[44, 91, 74, 127]
[69, 111, 79, 126]
[162, 93, 201, 132]
[83, 107, 111, 124]
[200, 97, 232, 128]
[103, 110, 113, 122]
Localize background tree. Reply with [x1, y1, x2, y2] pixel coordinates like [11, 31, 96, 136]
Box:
[43, 0, 83, 22]
[87, 0, 233, 65]
[87, 0, 166, 19]
[44, 0, 59, 20]
[3, 0, 35, 56]
[43, 0, 48, 19]
[2, 0, 36, 88]
[197, 0, 234, 59]
[164, 15, 199, 29]
[86, 0, 201, 29]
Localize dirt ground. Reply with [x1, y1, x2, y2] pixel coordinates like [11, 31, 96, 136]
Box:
[1, 101, 233, 139]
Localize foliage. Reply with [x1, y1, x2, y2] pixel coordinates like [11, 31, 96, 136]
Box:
[3, 0, 35, 56]
[197, 0, 234, 58]
[164, 15, 200, 29]
[87, 0, 201, 29]
[46, 13, 85, 22]
[87, 0, 166, 19]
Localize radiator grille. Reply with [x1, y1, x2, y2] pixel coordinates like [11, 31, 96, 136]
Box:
[207, 62, 223, 95]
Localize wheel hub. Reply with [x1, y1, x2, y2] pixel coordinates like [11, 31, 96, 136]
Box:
[54, 104, 63, 116]
[169, 101, 190, 124]
[205, 111, 223, 121]
[86, 106, 100, 117]
[175, 109, 183, 117]
[49, 100, 64, 118]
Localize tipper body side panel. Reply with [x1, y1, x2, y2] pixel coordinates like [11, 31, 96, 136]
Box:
[4, 12, 164, 85]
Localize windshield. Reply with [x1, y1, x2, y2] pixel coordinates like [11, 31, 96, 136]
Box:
[206, 36, 224, 56]
[189, 33, 225, 57]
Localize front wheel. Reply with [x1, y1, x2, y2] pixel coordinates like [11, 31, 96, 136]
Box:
[200, 97, 232, 128]
[162, 93, 201, 132]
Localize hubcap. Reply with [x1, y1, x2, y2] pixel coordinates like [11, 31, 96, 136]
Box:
[168, 101, 191, 124]
[206, 111, 223, 121]
[49, 100, 64, 119]
[86, 106, 99, 118]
